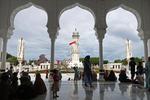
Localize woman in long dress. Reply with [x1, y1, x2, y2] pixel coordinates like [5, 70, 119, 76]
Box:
[83, 55, 92, 87]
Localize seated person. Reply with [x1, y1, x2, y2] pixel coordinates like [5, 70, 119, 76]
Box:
[92, 69, 97, 81]
[17, 75, 35, 99]
[119, 69, 131, 83]
[107, 70, 117, 81]
[0, 72, 11, 100]
[134, 62, 144, 85]
[104, 70, 109, 81]
[136, 62, 144, 75]
[132, 72, 144, 85]
[33, 73, 47, 95]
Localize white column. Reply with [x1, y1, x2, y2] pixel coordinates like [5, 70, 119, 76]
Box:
[50, 38, 55, 70]
[99, 38, 103, 69]
[0, 37, 3, 62]
[148, 39, 150, 57]
[1, 37, 7, 71]
[143, 39, 148, 61]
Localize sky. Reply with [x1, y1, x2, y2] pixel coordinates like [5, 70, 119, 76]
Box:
[7, 6, 144, 62]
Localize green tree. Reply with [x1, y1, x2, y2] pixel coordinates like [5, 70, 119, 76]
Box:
[80, 57, 108, 65]
[6, 53, 19, 65]
[114, 59, 122, 63]
[134, 57, 142, 64]
[103, 60, 109, 64]
[122, 58, 128, 65]
[7, 56, 19, 66]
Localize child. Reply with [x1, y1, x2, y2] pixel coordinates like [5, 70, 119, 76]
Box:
[51, 69, 59, 98]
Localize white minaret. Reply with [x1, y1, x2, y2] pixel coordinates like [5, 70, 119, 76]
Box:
[69, 29, 83, 68]
[17, 37, 25, 72]
[71, 29, 80, 64]
[126, 39, 132, 61]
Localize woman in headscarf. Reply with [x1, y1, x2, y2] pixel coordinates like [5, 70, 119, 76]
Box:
[83, 55, 92, 87]
[33, 73, 47, 95]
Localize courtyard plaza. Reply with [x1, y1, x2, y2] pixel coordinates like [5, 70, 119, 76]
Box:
[30, 73, 150, 100]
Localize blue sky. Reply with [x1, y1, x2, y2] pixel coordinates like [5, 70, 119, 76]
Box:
[7, 6, 144, 62]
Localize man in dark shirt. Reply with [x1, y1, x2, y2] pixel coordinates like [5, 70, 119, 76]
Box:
[129, 57, 136, 81]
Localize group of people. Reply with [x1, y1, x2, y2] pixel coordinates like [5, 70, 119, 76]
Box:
[82, 55, 150, 92]
[103, 57, 149, 86]
[1, 55, 150, 99]
[0, 70, 47, 100]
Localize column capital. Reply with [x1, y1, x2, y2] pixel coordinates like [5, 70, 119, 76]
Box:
[137, 28, 144, 40]
[95, 28, 106, 40]
[0, 29, 7, 38]
[7, 26, 14, 39]
[0, 27, 14, 39]
[48, 28, 58, 41]
[143, 38, 148, 43]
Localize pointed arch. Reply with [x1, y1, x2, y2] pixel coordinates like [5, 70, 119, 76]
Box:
[58, 3, 96, 37]
[107, 4, 142, 32]
[58, 3, 96, 26]
[9, 2, 48, 35]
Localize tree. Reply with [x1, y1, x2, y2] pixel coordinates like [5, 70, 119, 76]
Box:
[134, 57, 142, 64]
[122, 58, 128, 65]
[6, 53, 18, 65]
[114, 59, 122, 63]
[103, 60, 109, 64]
[7, 56, 19, 66]
[80, 57, 108, 65]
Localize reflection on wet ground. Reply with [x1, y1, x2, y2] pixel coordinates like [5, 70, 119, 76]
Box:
[32, 80, 150, 100]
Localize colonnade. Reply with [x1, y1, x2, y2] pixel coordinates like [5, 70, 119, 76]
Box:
[0, 0, 150, 73]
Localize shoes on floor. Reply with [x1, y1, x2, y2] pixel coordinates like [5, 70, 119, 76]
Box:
[53, 95, 59, 98]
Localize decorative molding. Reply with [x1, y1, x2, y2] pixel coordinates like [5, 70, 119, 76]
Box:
[95, 28, 106, 40]
[137, 28, 144, 40]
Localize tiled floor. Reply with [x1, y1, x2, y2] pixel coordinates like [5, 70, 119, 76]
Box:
[32, 80, 150, 100]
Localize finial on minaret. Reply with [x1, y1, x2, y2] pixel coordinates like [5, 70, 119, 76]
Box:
[75, 28, 77, 31]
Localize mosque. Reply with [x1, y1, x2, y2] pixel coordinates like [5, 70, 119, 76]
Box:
[0, 0, 150, 100]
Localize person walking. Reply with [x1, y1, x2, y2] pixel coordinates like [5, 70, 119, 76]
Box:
[73, 67, 80, 81]
[83, 55, 92, 87]
[51, 69, 60, 98]
[129, 57, 136, 81]
[45, 69, 49, 79]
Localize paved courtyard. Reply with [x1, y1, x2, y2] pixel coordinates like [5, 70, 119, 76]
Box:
[32, 80, 150, 100]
